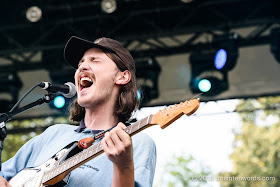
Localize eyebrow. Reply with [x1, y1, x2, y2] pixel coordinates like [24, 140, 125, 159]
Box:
[78, 56, 102, 65]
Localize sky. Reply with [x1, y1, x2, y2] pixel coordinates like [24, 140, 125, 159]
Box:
[134, 99, 242, 187]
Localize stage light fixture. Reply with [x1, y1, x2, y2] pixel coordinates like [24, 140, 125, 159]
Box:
[49, 94, 72, 113]
[270, 27, 280, 64]
[101, 0, 117, 14]
[190, 75, 229, 96]
[181, 0, 194, 3]
[136, 58, 161, 106]
[198, 79, 211, 93]
[189, 33, 238, 96]
[189, 51, 230, 96]
[48, 69, 76, 114]
[189, 50, 235, 73]
[0, 73, 22, 101]
[26, 6, 42, 22]
[212, 33, 239, 71]
[214, 49, 227, 70]
[53, 96, 66, 109]
[0, 73, 22, 112]
[137, 90, 142, 101]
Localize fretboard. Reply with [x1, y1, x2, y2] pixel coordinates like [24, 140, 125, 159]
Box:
[42, 114, 153, 184]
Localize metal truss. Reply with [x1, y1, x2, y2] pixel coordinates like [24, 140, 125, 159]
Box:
[0, 0, 279, 71]
[0, 0, 280, 119]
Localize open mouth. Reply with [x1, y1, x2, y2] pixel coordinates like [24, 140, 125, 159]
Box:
[80, 77, 93, 91]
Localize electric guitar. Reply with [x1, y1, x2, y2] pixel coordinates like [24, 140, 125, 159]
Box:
[8, 99, 200, 187]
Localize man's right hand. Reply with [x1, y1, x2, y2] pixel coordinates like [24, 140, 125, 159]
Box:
[0, 176, 11, 187]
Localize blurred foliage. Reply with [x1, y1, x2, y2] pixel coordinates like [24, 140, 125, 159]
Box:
[219, 96, 280, 187]
[155, 154, 211, 187]
[2, 116, 70, 162]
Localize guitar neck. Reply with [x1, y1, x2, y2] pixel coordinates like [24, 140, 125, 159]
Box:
[42, 114, 154, 185]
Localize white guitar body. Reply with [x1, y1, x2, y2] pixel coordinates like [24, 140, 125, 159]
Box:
[9, 168, 45, 187]
[9, 142, 78, 187]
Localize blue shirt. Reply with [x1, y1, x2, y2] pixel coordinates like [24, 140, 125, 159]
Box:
[1, 123, 157, 186]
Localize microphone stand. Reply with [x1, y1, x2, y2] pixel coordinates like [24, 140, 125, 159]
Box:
[0, 93, 55, 171]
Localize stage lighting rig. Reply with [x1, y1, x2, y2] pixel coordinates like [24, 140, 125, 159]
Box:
[189, 54, 229, 96]
[135, 58, 161, 106]
[26, 6, 42, 22]
[0, 73, 23, 112]
[48, 69, 76, 114]
[212, 33, 239, 71]
[189, 33, 238, 96]
[101, 0, 117, 14]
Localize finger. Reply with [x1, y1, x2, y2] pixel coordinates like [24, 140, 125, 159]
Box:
[103, 132, 115, 148]
[110, 130, 122, 144]
[114, 126, 131, 144]
[101, 133, 116, 157]
[0, 176, 11, 187]
[109, 123, 128, 142]
[116, 122, 127, 129]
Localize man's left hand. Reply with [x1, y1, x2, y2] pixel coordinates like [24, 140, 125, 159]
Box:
[101, 122, 133, 168]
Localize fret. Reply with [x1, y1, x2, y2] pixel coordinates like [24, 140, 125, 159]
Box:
[60, 163, 66, 172]
[23, 99, 200, 186]
[70, 155, 76, 168]
[98, 143, 102, 152]
[85, 149, 89, 158]
[128, 126, 132, 134]
[74, 154, 81, 165]
[147, 115, 150, 125]
[95, 143, 100, 153]
[53, 168, 58, 178]
[81, 152, 86, 161]
[42, 115, 153, 184]
[46, 172, 50, 181]
[63, 161, 69, 173]
[57, 167, 62, 176]
[42, 173, 48, 183]
[88, 148, 92, 155]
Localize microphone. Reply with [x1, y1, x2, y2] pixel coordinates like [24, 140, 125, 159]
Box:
[39, 82, 76, 98]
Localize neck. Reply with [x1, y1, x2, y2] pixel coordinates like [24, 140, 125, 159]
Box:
[82, 85, 121, 130]
[84, 103, 119, 130]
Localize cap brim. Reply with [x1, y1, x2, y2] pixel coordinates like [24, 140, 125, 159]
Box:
[64, 36, 107, 68]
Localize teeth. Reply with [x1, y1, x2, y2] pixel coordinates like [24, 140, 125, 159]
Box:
[80, 77, 93, 87]
[81, 77, 93, 82]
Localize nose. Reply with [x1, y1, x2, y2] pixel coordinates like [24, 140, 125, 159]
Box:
[78, 60, 90, 71]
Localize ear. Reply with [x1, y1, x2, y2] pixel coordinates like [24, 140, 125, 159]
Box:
[115, 70, 131, 85]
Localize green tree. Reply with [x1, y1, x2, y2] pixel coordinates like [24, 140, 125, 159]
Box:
[219, 96, 280, 187]
[2, 116, 70, 162]
[155, 154, 211, 187]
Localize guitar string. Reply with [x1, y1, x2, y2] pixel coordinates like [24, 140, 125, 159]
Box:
[189, 93, 203, 101]
[86, 98, 200, 142]
[54, 98, 199, 171]
[43, 99, 200, 182]
[43, 117, 149, 182]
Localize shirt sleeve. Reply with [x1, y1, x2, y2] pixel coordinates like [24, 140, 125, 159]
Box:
[0, 135, 42, 180]
[0, 125, 60, 181]
[132, 133, 157, 187]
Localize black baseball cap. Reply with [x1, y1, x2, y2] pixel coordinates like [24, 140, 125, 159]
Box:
[64, 36, 135, 71]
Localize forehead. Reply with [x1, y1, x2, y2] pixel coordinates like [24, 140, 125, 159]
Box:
[83, 47, 106, 57]
[81, 47, 118, 67]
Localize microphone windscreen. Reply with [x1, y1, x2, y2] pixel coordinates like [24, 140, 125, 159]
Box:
[63, 82, 77, 98]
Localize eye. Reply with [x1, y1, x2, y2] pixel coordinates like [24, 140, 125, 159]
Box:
[78, 59, 84, 68]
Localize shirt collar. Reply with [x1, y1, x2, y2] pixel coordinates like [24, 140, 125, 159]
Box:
[74, 118, 86, 133]
[74, 118, 130, 134]
[74, 118, 115, 135]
